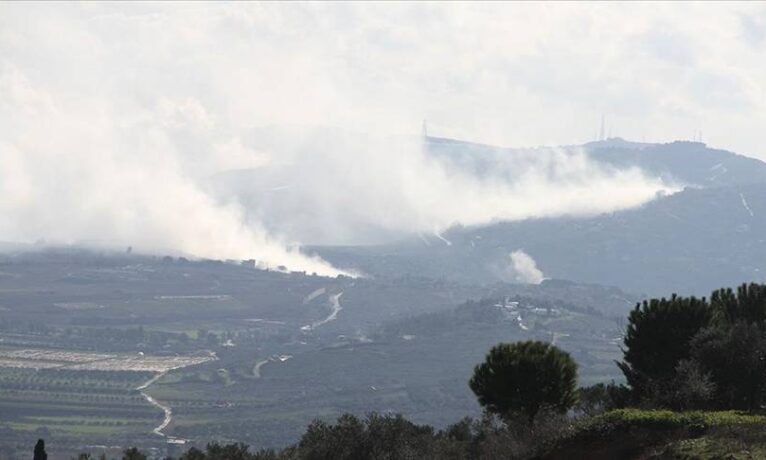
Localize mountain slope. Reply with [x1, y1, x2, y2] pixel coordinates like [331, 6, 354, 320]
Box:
[585, 139, 766, 188]
[427, 136, 766, 188]
[317, 181, 766, 297]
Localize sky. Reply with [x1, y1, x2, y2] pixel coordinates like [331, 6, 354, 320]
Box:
[4, 2, 766, 154]
[0, 2, 763, 273]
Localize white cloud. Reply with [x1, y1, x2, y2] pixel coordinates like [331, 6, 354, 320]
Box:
[4, 2, 763, 152]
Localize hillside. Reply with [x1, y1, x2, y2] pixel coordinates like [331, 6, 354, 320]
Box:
[319, 182, 766, 296]
[427, 137, 766, 188]
[585, 139, 766, 188]
[152, 296, 624, 447]
[543, 409, 766, 459]
[0, 250, 636, 455]
[316, 139, 766, 296]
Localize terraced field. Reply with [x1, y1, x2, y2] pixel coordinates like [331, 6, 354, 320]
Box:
[0, 348, 215, 458]
[0, 367, 158, 455]
[0, 348, 213, 372]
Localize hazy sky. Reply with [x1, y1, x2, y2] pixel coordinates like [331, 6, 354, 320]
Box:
[4, 2, 766, 155]
[0, 2, 762, 273]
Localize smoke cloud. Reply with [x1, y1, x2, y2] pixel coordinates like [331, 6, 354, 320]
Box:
[0, 63, 347, 276]
[212, 130, 678, 244]
[0, 3, 682, 274]
[509, 250, 545, 285]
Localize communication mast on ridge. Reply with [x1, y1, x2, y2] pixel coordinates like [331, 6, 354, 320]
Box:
[599, 114, 606, 141]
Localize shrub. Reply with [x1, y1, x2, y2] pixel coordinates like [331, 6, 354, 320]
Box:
[690, 322, 766, 410]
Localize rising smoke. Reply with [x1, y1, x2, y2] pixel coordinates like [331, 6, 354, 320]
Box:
[211, 129, 678, 244]
[509, 250, 545, 285]
[0, 4, 680, 275]
[0, 78, 346, 275]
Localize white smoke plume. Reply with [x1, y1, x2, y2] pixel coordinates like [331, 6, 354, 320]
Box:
[0, 3, 682, 273]
[0, 59, 347, 276]
[215, 130, 678, 244]
[509, 250, 545, 284]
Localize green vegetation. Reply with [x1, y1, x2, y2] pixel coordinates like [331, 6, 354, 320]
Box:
[7, 251, 766, 459]
[575, 408, 766, 436]
[66, 412, 570, 460]
[469, 341, 577, 422]
[0, 366, 159, 454]
[61, 409, 766, 459]
[116, 282, 766, 458]
[544, 408, 766, 459]
[618, 283, 766, 411]
[660, 433, 766, 459]
[618, 294, 711, 402]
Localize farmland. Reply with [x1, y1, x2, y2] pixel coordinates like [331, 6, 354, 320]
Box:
[0, 249, 635, 458]
[0, 348, 212, 372]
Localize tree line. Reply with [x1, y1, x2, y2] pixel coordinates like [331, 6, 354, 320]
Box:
[617, 282, 766, 411]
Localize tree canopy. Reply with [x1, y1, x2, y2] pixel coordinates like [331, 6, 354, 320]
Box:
[618, 283, 766, 410]
[617, 294, 712, 400]
[469, 341, 578, 422]
[711, 283, 766, 325]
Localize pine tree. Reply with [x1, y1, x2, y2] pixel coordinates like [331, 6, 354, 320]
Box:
[33, 439, 47, 460]
[617, 294, 711, 400]
[469, 341, 578, 422]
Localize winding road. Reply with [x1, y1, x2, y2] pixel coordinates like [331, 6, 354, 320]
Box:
[301, 291, 344, 331]
[137, 372, 184, 441]
[136, 290, 346, 442]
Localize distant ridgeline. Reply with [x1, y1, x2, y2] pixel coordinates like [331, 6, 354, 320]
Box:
[427, 136, 766, 188]
[317, 137, 766, 297]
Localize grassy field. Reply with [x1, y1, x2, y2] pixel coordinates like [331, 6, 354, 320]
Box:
[544, 409, 766, 459]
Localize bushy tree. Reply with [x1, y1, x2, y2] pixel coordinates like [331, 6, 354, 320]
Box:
[575, 382, 631, 415]
[291, 411, 567, 460]
[469, 341, 578, 422]
[297, 414, 366, 459]
[76, 412, 575, 460]
[122, 448, 146, 460]
[295, 413, 436, 460]
[617, 284, 766, 410]
[653, 359, 716, 410]
[690, 322, 766, 410]
[179, 443, 276, 460]
[711, 283, 766, 325]
[617, 295, 711, 400]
